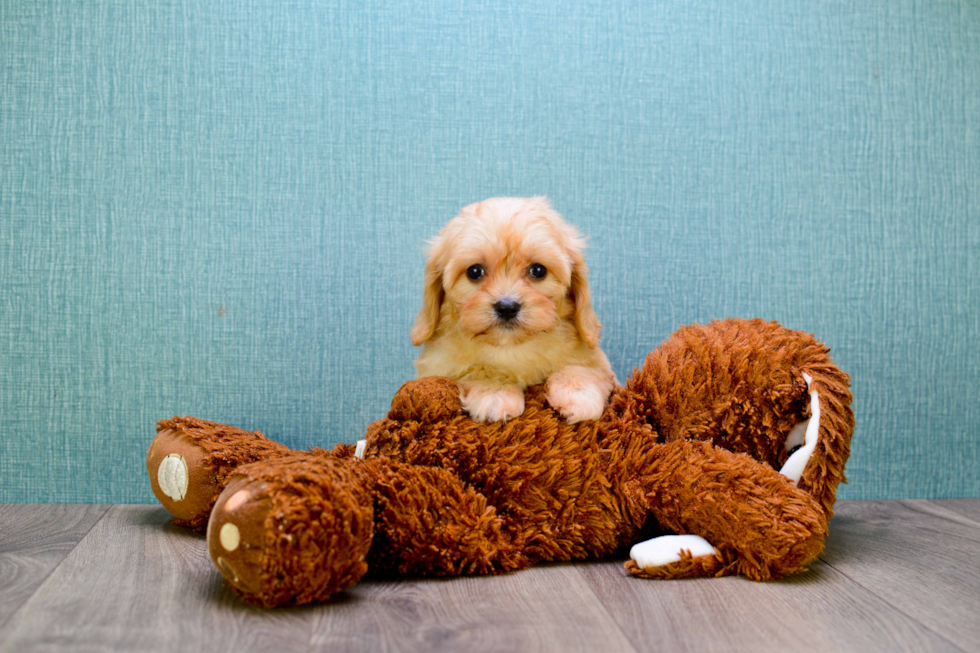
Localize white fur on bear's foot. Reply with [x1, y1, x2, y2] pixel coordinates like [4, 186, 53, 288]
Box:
[779, 373, 821, 485]
[630, 534, 718, 569]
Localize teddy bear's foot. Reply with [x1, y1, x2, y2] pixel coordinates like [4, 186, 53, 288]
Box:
[206, 475, 274, 597]
[147, 416, 298, 529]
[625, 535, 726, 579]
[206, 454, 373, 607]
[147, 424, 220, 526]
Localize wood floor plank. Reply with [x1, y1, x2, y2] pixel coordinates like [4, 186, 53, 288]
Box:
[0, 505, 316, 653]
[930, 498, 980, 525]
[577, 557, 961, 653]
[6, 501, 977, 652]
[0, 504, 109, 632]
[820, 500, 980, 653]
[0, 506, 636, 653]
[308, 564, 638, 653]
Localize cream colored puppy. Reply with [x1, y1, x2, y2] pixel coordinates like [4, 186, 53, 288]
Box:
[411, 197, 617, 423]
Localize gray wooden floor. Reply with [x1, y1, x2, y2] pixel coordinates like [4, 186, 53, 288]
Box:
[1, 500, 979, 653]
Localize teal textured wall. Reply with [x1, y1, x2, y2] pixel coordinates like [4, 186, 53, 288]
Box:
[1, 1, 977, 503]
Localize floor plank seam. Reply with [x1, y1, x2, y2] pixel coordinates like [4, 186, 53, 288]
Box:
[922, 499, 980, 527]
[573, 564, 642, 653]
[0, 504, 113, 636]
[816, 556, 970, 653]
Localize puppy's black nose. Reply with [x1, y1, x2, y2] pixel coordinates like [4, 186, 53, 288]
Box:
[493, 299, 521, 321]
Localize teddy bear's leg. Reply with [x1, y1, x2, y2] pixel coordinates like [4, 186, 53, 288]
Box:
[206, 456, 529, 607]
[205, 454, 374, 607]
[625, 440, 828, 581]
[147, 416, 299, 529]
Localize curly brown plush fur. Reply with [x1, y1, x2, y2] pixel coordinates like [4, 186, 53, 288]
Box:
[147, 318, 853, 608]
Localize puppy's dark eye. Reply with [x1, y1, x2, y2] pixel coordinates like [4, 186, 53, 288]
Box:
[466, 264, 485, 281]
[529, 263, 547, 280]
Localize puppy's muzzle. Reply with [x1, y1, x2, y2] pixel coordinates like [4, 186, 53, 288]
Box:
[493, 298, 521, 322]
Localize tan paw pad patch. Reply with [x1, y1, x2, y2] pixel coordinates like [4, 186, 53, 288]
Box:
[219, 522, 241, 551]
[157, 453, 189, 501]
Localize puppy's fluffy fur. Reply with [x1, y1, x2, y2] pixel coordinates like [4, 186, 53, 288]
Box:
[411, 197, 617, 423]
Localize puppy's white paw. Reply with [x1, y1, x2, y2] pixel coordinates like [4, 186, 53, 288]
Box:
[461, 384, 525, 422]
[546, 366, 613, 423]
[549, 387, 606, 423]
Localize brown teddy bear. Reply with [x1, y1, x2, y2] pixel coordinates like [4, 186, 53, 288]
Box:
[146, 318, 853, 608]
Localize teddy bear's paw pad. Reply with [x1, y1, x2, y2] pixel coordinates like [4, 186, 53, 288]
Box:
[206, 476, 274, 597]
[627, 535, 721, 579]
[157, 451, 188, 500]
[147, 427, 218, 522]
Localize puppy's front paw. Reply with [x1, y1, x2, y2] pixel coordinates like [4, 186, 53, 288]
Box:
[460, 383, 525, 422]
[546, 366, 615, 423]
[547, 386, 605, 423]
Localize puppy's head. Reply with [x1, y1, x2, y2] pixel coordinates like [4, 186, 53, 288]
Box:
[411, 197, 601, 348]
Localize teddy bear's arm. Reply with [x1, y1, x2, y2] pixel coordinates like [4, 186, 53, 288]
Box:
[627, 439, 828, 581]
[358, 459, 532, 577]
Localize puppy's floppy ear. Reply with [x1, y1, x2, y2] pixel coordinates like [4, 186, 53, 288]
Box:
[553, 210, 602, 349]
[410, 238, 446, 346]
[569, 250, 601, 348]
[571, 252, 602, 349]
